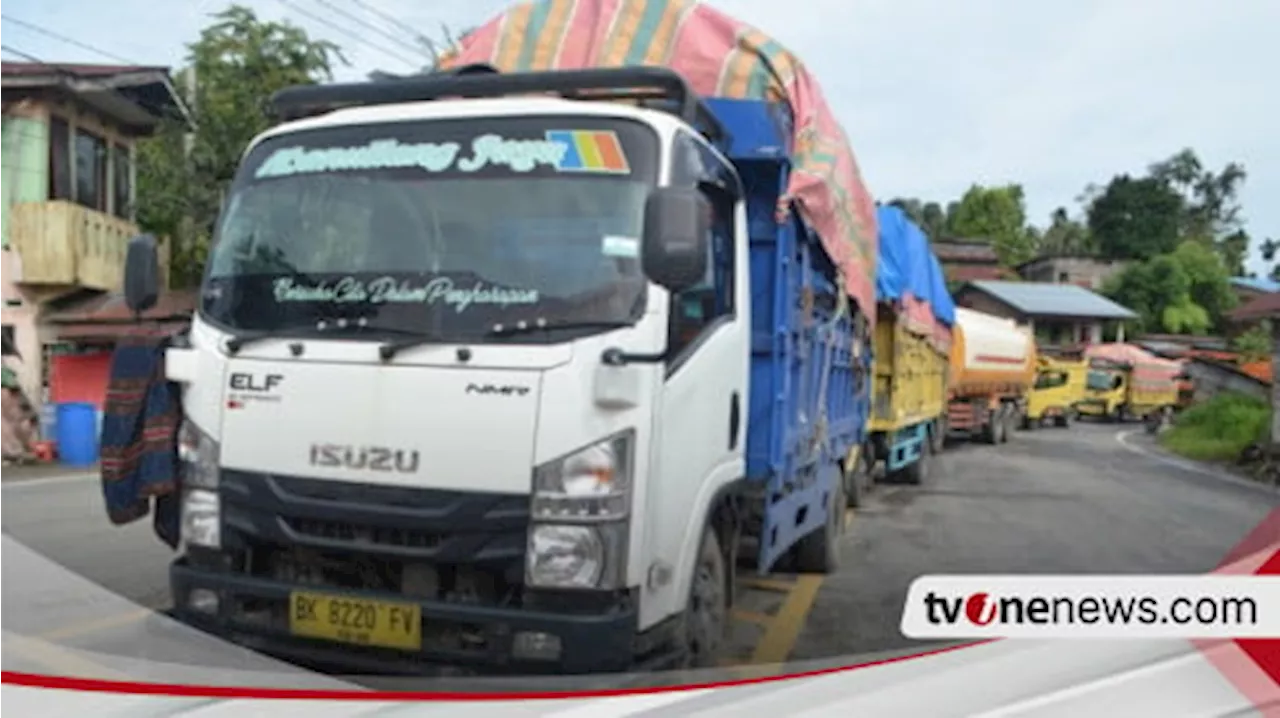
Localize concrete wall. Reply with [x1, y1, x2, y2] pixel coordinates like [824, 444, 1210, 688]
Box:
[1019, 257, 1130, 290]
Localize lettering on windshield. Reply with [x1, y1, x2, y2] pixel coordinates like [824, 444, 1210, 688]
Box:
[272, 276, 539, 312]
[253, 130, 630, 179]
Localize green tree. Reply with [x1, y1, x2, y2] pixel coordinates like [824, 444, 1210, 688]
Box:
[1233, 322, 1273, 363]
[1086, 174, 1184, 261]
[135, 5, 346, 286]
[1260, 237, 1280, 282]
[1103, 239, 1237, 334]
[1148, 148, 1250, 274]
[1037, 207, 1093, 256]
[947, 184, 1038, 266]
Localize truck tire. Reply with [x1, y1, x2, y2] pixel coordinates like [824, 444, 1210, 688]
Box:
[899, 435, 932, 486]
[843, 446, 871, 508]
[794, 475, 844, 574]
[1001, 407, 1017, 443]
[983, 408, 1001, 445]
[682, 526, 728, 668]
[930, 418, 946, 454]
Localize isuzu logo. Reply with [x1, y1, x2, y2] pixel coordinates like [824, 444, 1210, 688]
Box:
[466, 383, 530, 397]
[309, 444, 420, 473]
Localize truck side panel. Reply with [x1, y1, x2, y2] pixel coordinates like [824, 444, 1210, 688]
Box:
[869, 304, 948, 433]
[738, 157, 869, 573]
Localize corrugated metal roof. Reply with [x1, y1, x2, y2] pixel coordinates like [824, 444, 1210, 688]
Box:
[964, 280, 1139, 319]
[1229, 292, 1280, 321]
[1230, 276, 1280, 294]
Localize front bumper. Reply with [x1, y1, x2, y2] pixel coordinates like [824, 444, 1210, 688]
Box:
[171, 560, 652, 675]
[173, 469, 673, 676]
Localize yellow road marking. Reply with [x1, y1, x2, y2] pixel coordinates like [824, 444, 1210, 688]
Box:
[750, 574, 824, 665]
[5, 633, 130, 680]
[740, 578, 796, 593]
[37, 608, 151, 641]
[731, 609, 773, 626]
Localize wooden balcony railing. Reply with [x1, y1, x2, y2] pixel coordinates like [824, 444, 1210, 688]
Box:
[7, 200, 169, 291]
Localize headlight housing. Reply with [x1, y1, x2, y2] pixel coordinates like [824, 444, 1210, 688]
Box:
[178, 420, 221, 548]
[531, 430, 633, 521]
[526, 430, 634, 590]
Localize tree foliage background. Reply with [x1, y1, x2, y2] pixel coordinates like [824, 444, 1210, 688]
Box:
[136, 5, 345, 287]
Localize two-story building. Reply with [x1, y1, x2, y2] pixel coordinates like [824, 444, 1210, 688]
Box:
[1016, 254, 1130, 291]
[2, 61, 188, 419]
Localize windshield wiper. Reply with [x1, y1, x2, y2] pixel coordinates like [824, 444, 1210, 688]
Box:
[486, 320, 634, 339]
[225, 323, 327, 354]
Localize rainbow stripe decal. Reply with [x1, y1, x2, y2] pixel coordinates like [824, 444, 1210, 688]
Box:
[545, 130, 631, 174]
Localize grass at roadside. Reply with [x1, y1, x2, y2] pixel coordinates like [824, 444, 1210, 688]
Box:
[1160, 392, 1271, 462]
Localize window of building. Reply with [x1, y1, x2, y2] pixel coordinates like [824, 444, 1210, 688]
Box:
[48, 116, 72, 201]
[112, 142, 131, 219]
[1057, 271, 1069, 283]
[74, 128, 108, 211]
[1, 325, 15, 356]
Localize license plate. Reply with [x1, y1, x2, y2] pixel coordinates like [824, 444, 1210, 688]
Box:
[288, 591, 422, 651]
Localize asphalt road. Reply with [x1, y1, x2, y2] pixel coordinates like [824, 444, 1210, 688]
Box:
[3, 421, 1277, 673]
[791, 421, 1280, 662]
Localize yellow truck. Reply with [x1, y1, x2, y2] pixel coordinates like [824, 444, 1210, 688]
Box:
[1023, 355, 1088, 429]
[1076, 343, 1182, 422]
[846, 205, 954, 501]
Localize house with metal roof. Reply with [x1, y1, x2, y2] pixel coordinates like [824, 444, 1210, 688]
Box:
[1229, 276, 1280, 309]
[952, 280, 1139, 347]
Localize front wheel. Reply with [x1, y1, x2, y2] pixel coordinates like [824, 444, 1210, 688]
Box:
[682, 526, 728, 669]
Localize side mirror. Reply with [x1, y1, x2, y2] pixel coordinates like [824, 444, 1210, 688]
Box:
[123, 234, 160, 317]
[641, 186, 711, 293]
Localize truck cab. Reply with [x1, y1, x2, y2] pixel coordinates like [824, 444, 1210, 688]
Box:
[1024, 356, 1087, 428]
[119, 67, 865, 676]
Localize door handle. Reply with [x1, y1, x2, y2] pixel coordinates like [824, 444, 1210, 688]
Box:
[729, 391, 741, 450]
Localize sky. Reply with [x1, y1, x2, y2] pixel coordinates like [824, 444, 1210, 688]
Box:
[3, 0, 1277, 276]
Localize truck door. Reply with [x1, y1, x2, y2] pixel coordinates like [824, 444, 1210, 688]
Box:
[649, 130, 749, 617]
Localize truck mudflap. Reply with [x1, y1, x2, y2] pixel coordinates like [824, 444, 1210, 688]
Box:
[170, 560, 663, 675]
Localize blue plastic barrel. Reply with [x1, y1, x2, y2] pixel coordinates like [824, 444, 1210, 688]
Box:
[55, 402, 99, 466]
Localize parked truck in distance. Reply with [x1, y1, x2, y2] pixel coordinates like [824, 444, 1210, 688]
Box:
[1023, 355, 1088, 429]
[857, 205, 955, 494]
[945, 308, 1037, 444]
[1077, 343, 1182, 423]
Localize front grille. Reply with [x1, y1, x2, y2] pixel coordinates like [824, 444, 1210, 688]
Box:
[285, 517, 444, 550]
[217, 469, 530, 607]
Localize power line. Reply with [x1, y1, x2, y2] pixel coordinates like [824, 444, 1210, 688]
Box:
[1, 14, 137, 65]
[272, 0, 421, 69]
[306, 0, 425, 58]
[345, 0, 427, 46]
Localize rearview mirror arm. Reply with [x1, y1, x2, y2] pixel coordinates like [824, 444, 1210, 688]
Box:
[600, 347, 668, 366]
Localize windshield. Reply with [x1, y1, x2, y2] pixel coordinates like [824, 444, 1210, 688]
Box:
[1086, 370, 1117, 392]
[200, 115, 659, 343]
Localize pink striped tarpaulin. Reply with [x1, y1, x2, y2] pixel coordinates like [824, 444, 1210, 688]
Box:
[437, 0, 880, 324]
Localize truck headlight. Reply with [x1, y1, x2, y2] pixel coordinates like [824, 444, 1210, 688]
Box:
[178, 420, 220, 489]
[182, 489, 221, 549]
[527, 430, 634, 589]
[531, 430, 633, 521]
[527, 525, 604, 588]
[178, 421, 221, 548]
